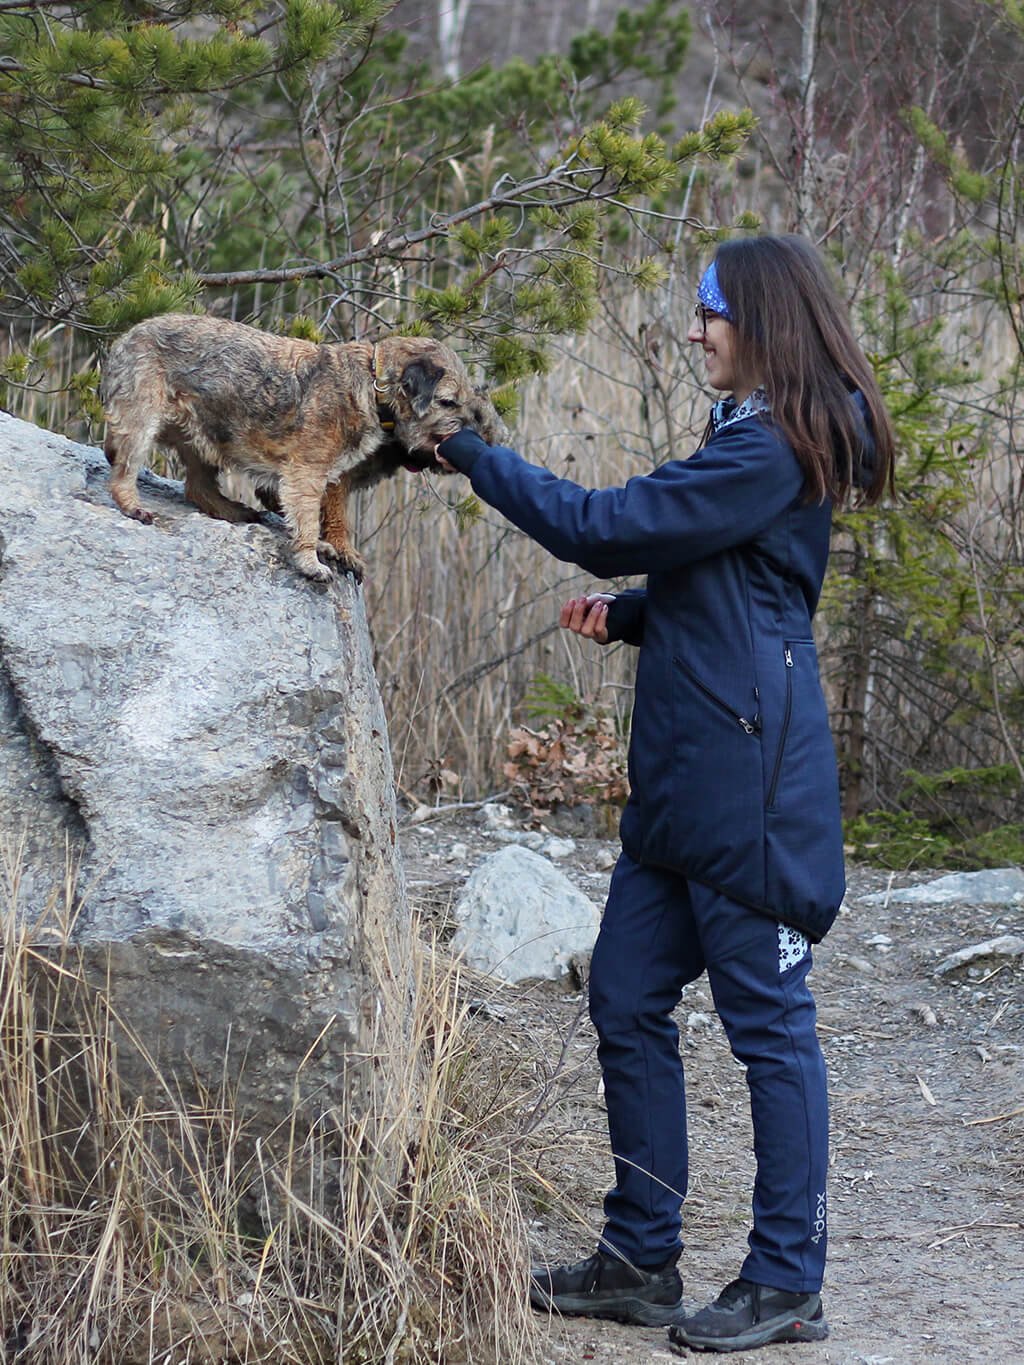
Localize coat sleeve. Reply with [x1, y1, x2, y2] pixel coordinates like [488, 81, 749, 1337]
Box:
[438, 422, 806, 578]
[604, 589, 647, 647]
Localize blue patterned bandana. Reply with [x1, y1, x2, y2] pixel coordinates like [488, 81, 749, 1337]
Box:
[697, 259, 733, 320]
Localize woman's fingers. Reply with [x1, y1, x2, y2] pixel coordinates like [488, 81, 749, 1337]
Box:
[560, 597, 594, 633]
[584, 600, 610, 643]
[560, 595, 612, 643]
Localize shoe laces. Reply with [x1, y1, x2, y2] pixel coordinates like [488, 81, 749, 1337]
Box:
[578, 1252, 604, 1287]
[714, 1277, 753, 1309]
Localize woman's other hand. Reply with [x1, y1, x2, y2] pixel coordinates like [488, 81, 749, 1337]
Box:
[559, 594, 615, 644]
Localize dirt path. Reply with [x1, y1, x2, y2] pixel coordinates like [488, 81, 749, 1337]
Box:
[402, 812, 1024, 1364]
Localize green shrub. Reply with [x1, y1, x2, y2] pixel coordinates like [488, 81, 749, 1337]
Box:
[845, 809, 953, 870]
[846, 808, 1024, 870]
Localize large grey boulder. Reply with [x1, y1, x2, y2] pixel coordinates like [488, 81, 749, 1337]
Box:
[452, 844, 601, 983]
[0, 412, 411, 1126]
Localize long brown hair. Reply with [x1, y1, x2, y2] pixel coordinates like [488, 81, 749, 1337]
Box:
[712, 234, 896, 505]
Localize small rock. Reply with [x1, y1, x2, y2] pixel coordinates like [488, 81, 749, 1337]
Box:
[451, 845, 600, 983]
[686, 1011, 713, 1030]
[541, 836, 576, 860]
[491, 829, 545, 850]
[910, 1002, 938, 1026]
[840, 955, 876, 975]
[568, 951, 590, 990]
[479, 802, 516, 830]
[595, 847, 617, 871]
[864, 868, 1024, 907]
[933, 934, 1024, 977]
[467, 997, 508, 1022]
[447, 841, 468, 862]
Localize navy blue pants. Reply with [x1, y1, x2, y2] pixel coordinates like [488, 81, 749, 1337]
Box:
[589, 852, 829, 1293]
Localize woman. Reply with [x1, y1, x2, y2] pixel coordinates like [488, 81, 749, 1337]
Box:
[436, 234, 895, 1354]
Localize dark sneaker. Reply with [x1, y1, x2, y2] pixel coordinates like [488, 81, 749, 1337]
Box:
[530, 1248, 683, 1326]
[667, 1277, 828, 1353]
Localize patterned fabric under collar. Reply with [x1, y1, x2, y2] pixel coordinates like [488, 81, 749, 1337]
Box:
[697, 259, 733, 320]
[710, 386, 771, 432]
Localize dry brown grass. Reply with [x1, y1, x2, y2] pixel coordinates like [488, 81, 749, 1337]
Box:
[0, 850, 545, 1365]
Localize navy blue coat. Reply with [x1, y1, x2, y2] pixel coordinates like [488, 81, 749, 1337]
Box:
[441, 408, 861, 941]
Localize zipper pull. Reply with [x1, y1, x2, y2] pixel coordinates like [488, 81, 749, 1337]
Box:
[784, 646, 793, 667]
[739, 716, 756, 734]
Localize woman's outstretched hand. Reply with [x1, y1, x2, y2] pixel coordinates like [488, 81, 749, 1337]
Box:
[559, 594, 615, 644]
[434, 435, 459, 473]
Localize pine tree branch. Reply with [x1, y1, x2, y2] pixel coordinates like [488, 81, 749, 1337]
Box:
[192, 164, 597, 287]
[192, 166, 707, 289]
[0, 54, 294, 96]
[0, 55, 102, 88]
[0, 0, 77, 10]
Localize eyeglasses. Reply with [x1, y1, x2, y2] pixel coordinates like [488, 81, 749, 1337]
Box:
[693, 303, 724, 333]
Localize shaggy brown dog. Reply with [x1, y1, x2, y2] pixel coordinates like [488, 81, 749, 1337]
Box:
[101, 315, 506, 580]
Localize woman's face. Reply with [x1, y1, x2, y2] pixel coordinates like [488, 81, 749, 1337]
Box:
[688, 305, 759, 401]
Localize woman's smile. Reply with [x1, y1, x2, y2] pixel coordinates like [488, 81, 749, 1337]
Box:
[687, 310, 759, 402]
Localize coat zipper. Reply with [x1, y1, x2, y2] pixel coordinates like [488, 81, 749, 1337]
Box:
[677, 659, 761, 735]
[766, 645, 794, 808]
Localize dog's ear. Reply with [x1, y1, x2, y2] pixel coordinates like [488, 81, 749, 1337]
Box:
[400, 358, 445, 417]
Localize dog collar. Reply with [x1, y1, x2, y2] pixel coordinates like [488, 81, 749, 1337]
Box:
[371, 344, 419, 470]
[370, 344, 396, 433]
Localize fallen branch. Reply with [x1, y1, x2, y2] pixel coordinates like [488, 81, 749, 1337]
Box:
[963, 1105, 1024, 1127]
[927, 1218, 1021, 1250]
[401, 791, 514, 827]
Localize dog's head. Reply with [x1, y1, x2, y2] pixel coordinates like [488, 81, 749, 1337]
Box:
[374, 338, 508, 471]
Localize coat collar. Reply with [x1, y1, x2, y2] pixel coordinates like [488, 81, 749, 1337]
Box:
[710, 387, 770, 433]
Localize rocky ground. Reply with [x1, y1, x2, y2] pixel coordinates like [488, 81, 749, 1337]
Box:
[400, 804, 1024, 1365]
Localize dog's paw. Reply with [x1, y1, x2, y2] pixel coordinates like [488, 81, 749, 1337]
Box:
[127, 507, 154, 526]
[293, 549, 335, 582]
[318, 540, 366, 582]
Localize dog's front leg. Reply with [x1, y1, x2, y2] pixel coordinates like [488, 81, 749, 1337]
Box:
[319, 475, 367, 581]
[277, 471, 336, 582]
